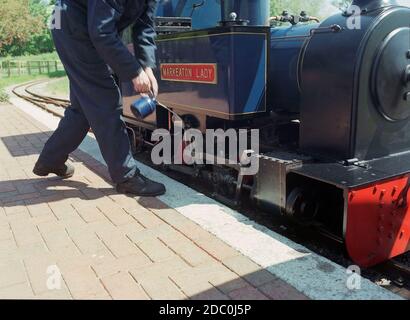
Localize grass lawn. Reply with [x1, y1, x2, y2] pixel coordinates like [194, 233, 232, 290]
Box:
[0, 52, 67, 103]
[45, 76, 69, 97]
[0, 52, 60, 62]
[0, 70, 67, 103]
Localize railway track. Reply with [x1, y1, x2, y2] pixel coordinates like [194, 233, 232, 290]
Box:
[12, 80, 70, 118]
[11, 79, 410, 299]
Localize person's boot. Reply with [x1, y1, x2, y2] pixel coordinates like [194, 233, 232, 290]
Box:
[116, 172, 166, 197]
[33, 161, 75, 179]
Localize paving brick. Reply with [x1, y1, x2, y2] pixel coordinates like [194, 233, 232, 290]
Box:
[95, 229, 142, 258]
[26, 202, 53, 218]
[4, 210, 31, 223]
[0, 208, 6, 220]
[24, 256, 60, 295]
[80, 186, 109, 200]
[0, 181, 16, 193]
[61, 216, 88, 231]
[194, 236, 240, 261]
[156, 227, 190, 243]
[124, 206, 164, 228]
[59, 265, 110, 300]
[72, 203, 106, 223]
[86, 219, 117, 234]
[0, 224, 12, 241]
[169, 272, 215, 298]
[126, 223, 175, 245]
[48, 201, 79, 221]
[0, 259, 27, 288]
[37, 219, 69, 234]
[15, 242, 49, 259]
[3, 193, 40, 203]
[4, 201, 30, 216]
[228, 286, 268, 300]
[149, 207, 191, 228]
[161, 236, 215, 267]
[38, 226, 81, 257]
[259, 279, 309, 300]
[66, 228, 108, 256]
[136, 238, 175, 262]
[92, 254, 152, 278]
[133, 273, 186, 300]
[97, 202, 134, 226]
[0, 191, 20, 202]
[56, 253, 115, 273]
[130, 257, 191, 282]
[28, 213, 58, 226]
[117, 221, 145, 235]
[0, 282, 34, 299]
[10, 220, 43, 247]
[109, 193, 140, 208]
[15, 183, 37, 195]
[101, 272, 149, 300]
[189, 263, 250, 295]
[191, 287, 230, 300]
[169, 219, 215, 241]
[210, 274, 250, 295]
[222, 255, 277, 287]
[35, 288, 72, 300]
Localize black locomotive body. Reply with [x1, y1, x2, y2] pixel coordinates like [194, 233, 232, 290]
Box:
[122, 0, 410, 267]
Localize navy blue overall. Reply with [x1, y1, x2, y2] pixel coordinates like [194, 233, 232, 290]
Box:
[38, 0, 158, 183]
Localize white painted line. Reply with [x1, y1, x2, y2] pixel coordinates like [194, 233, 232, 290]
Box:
[10, 94, 401, 300]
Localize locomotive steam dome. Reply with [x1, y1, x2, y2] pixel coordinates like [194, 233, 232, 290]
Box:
[300, 0, 410, 161]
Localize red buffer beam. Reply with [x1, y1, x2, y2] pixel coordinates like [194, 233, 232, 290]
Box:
[346, 175, 410, 267]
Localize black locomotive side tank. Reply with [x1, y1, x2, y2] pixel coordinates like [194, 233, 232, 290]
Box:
[300, 0, 410, 161]
[268, 24, 318, 114]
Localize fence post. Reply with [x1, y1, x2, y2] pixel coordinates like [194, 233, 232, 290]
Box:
[27, 61, 31, 75]
[18, 61, 21, 76]
[47, 61, 50, 74]
[7, 60, 11, 77]
[55, 60, 58, 72]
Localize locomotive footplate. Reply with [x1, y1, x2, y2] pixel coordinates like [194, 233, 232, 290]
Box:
[290, 151, 410, 267]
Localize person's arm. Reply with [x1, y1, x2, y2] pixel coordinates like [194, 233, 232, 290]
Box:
[132, 0, 158, 69]
[87, 0, 141, 81]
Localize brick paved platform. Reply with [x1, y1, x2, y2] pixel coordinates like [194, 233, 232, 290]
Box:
[0, 103, 308, 300]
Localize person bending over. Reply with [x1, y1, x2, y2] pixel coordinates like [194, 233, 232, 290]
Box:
[33, 0, 165, 197]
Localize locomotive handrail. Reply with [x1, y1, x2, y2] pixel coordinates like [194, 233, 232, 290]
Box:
[309, 24, 343, 35]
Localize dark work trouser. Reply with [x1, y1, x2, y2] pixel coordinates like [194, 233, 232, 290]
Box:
[38, 25, 138, 183]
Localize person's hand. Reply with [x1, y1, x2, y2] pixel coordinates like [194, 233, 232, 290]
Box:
[132, 69, 152, 94]
[144, 67, 159, 98]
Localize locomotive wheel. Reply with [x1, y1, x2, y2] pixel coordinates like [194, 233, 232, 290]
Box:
[285, 188, 320, 225]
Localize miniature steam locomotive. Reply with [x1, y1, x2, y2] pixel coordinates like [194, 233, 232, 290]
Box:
[121, 0, 410, 267]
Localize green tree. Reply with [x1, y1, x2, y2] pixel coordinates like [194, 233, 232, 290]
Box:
[0, 0, 55, 57]
[25, 0, 55, 55]
[0, 0, 43, 55]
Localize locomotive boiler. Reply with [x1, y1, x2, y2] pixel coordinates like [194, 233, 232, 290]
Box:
[121, 0, 410, 268]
